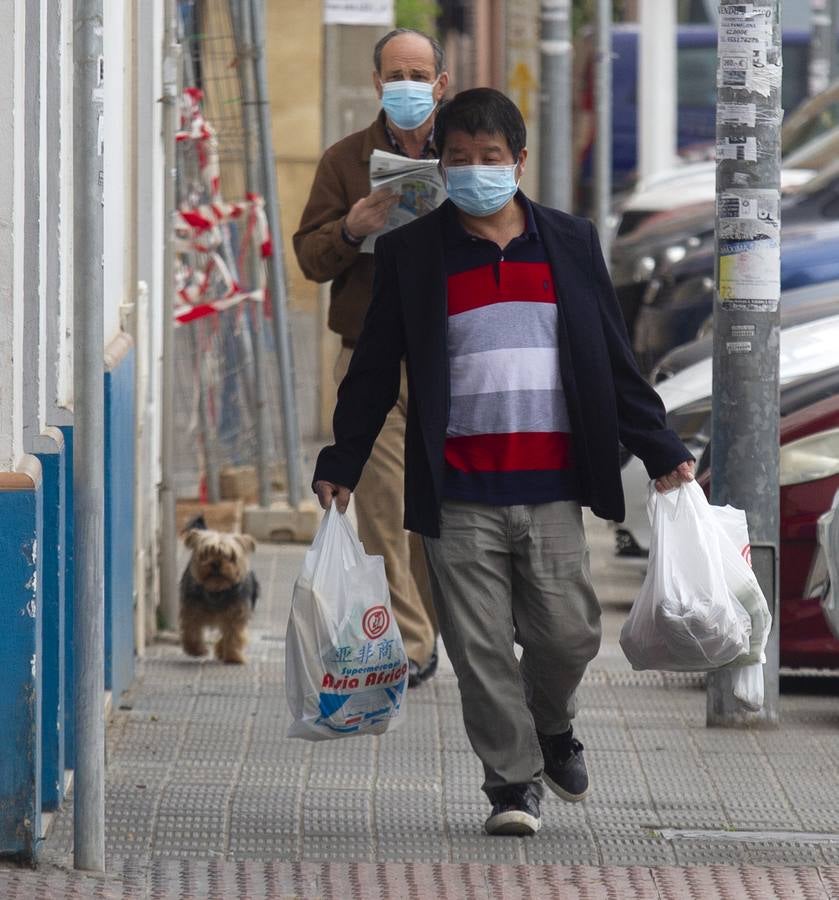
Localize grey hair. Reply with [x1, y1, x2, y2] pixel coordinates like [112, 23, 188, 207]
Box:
[373, 28, 445, 76]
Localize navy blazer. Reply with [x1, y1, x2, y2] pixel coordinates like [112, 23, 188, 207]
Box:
[314, 198, 692, 538]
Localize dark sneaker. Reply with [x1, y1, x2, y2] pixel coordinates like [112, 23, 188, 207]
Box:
[484, 783, 542, 836]
[408, 649, 438, 688]
[538, 727, 589, 802]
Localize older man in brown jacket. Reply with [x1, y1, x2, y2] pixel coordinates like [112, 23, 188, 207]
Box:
[293, 28, 448, 687]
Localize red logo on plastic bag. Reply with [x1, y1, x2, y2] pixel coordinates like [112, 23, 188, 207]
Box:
[742, 544, 752, 567]
[362, 605, 390, 640]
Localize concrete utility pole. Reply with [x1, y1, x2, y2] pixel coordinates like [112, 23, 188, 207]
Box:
[708, 0, 783, 727]
[159, 0, 181, 629]
[594, 0, 613, 262]
[638, 0, 677, 183]
[73, 0, 105, 872]
[809, 0, 832, 95]
[539, 0, 573, 211]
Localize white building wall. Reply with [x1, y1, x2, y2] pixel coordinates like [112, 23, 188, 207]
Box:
[21, 0, 44, 452]
[151, 1, 165, 500]
[53, 0, 75, 420]
[38, 2, 49, 437]
[134, 0, 165, 496]
[0, 1, 25, 470]
[134, 0, 166, 641]
[23, 0, 75, 448]
[104, 0, 128, 348]
[11, 3, 26, 467]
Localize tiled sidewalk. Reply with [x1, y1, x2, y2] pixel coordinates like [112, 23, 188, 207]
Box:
[3, 516, 839, 897]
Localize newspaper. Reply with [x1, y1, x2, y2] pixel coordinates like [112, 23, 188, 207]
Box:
[361, 150, 446, 252]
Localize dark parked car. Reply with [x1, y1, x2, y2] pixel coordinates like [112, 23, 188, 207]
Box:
[611, 202, 715, 334]
[611, 146, 839, 336]
[651, 279, 839, 383]
[633, 218, 839, 374]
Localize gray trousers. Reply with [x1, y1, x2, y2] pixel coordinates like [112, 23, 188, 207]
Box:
[423, 500, 601, 796]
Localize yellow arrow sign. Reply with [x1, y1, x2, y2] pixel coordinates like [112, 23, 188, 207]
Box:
[509, 62, 537, 121]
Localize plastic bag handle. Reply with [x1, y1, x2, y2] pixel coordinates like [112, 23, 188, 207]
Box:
[310, 506, 361, 592]
[646, 482, 658, 525]
[337, 507, 366, 558]
[646, 479, 687, 525]
[327, 507, 366, 571]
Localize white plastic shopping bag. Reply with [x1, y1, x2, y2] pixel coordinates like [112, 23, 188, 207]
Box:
[285, 506, 408, 740]
[620, 480, 752, 671]
[707, 503, 772, 711]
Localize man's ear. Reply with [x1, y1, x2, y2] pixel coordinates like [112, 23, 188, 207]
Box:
[373, 71, 383, 100]
[434, 72, 449, 101]
[517, 147, 528, 178]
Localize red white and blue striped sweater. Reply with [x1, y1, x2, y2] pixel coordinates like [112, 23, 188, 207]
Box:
[443, 198, 579, 506]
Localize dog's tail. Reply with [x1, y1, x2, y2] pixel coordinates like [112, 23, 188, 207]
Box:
[183, 514, 208, 533]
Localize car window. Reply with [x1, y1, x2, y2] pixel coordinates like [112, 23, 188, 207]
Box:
[678, 46, 718, 108]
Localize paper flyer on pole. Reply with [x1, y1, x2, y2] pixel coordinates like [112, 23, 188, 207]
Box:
[717, 188, 781, 310]
[717, 4, 781, 97]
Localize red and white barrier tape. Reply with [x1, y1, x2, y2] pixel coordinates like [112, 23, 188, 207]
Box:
[174, 250, 266, 325]
[174, 289, 264, 325]
[173, 89, 273, 326]
[177, 87, 221, 197]
[174, 195, 272, 259]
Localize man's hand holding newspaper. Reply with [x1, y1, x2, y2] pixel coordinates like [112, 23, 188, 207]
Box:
[345, 187, 400, 242]
[360, 150, 446, 252]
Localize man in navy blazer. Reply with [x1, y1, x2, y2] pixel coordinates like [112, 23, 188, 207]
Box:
[314, 88, 694, 837]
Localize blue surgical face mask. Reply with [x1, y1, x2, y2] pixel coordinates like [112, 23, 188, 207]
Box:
[443, 164, 520, 217]
[381, 79, 438, 130]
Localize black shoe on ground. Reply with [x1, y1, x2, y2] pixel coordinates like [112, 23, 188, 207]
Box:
[484, 783, 542, 836]
[407, 649, 438, 688]
[538, 726, 589, 802]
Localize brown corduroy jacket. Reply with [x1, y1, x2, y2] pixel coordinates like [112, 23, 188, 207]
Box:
[293, 112, 397, 342]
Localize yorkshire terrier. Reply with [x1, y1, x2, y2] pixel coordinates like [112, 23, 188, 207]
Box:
[179, 515, 259, 664]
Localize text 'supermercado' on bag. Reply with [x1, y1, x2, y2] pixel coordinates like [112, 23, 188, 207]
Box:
[285, 506, 408, 740]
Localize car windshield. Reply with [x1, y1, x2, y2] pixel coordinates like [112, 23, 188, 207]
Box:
[793, 157, 839, 196]
[782, 80, 839, 156]
[783, 125, 839, 170]
[784, 102, 839, 158]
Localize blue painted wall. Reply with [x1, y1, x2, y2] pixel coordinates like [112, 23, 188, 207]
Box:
[36, 440, 66, 812]
[0, 475, 44, 859]
[59, 425, 74, 770]
[104, 348, 136, 699]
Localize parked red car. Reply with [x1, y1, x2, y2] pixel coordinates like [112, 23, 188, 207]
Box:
[699, 393, 839, 668]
